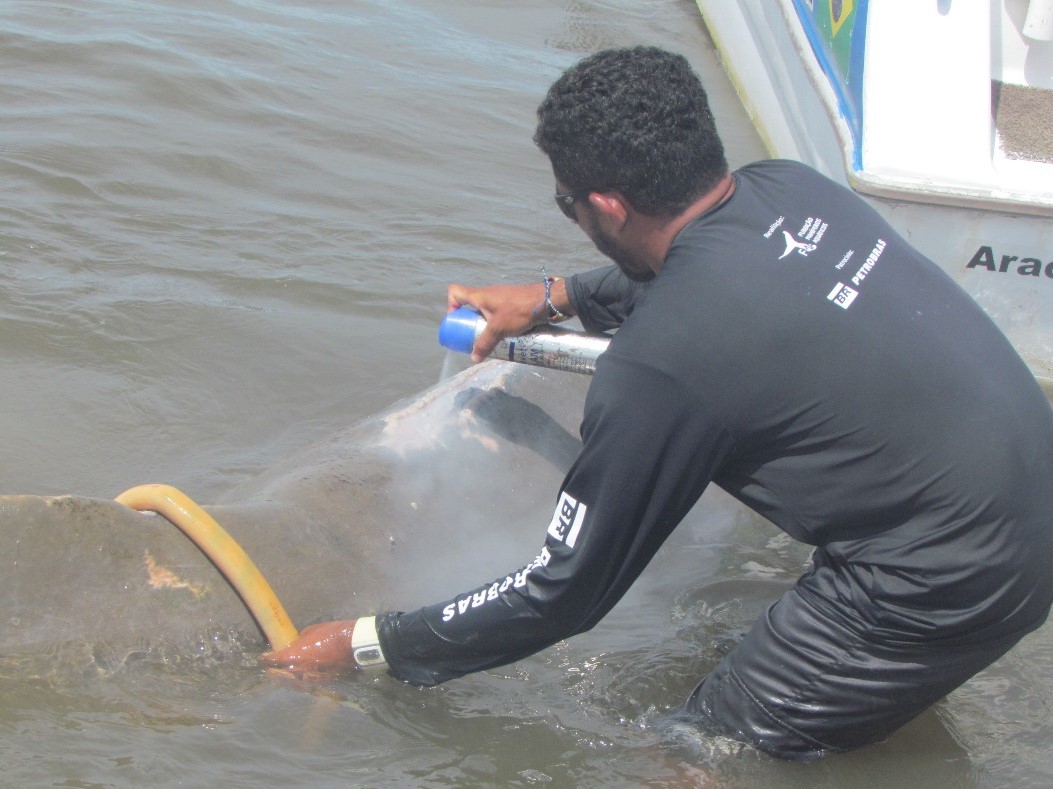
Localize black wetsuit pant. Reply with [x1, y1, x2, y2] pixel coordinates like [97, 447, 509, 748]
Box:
[678, 550, 1049, 760]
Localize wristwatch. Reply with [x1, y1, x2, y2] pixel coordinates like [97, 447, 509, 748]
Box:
[351, 616, 387, 668]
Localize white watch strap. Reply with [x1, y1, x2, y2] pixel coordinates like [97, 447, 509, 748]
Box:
[350, 616, 387, 668]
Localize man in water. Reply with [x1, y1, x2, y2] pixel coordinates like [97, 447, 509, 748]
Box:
[264, 46, 1053, 760]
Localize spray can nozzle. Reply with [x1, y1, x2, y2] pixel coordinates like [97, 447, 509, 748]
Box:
[437, 307, 484, 355]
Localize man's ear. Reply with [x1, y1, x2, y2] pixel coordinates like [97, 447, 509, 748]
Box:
[587, 191, 629, 230]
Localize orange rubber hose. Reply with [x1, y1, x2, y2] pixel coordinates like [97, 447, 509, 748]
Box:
[115, 483, 299, 650]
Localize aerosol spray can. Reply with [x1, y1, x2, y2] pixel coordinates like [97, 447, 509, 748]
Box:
[438, 307, 609, 375]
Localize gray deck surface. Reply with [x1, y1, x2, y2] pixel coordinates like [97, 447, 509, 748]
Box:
[993, 81, 1053, 163]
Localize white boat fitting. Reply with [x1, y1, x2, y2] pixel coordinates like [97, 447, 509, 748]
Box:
[695, 0, 1053, 383]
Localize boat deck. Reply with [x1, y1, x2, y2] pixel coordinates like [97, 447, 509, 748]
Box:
[994, 81, 1053, 163]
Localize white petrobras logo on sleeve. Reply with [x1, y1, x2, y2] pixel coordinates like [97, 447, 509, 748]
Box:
[437, 493, 588, 623]
[440, 544, 552, 621]
[547, 491, 587, 548]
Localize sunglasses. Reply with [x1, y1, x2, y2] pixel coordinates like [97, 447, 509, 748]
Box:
[554, 190, 588, 221]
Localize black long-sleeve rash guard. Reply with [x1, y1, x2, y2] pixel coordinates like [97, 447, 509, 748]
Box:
[376, 159, 1053, 686]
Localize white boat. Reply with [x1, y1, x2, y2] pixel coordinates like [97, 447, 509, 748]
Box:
[694, 0, 1053, 384]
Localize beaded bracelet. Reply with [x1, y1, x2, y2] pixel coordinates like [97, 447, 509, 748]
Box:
[541, 265, 568, 322]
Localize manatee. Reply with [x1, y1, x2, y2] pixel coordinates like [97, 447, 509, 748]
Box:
[0, 362, 590, 681]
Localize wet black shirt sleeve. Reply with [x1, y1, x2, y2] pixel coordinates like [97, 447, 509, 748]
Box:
[566, 266, 646, 332]
[376, 352, 734, 686]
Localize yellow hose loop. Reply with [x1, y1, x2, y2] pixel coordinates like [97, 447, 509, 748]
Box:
[115, 483, 299, 650]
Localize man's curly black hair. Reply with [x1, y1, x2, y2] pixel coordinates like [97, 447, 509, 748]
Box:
[534, 46, 728, 217]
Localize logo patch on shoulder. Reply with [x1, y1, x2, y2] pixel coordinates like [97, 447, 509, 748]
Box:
[774, 216, 828, 260]
[780, 230, 817, 259]
[826, 282, 858, 309]
[547, 491, 587, 548]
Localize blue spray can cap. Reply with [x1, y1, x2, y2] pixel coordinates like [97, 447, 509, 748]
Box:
[438, 307, 483, 355]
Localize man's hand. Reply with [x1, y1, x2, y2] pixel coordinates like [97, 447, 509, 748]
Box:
[260, 619, 358, 673]
[447, 280, 571, 363]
